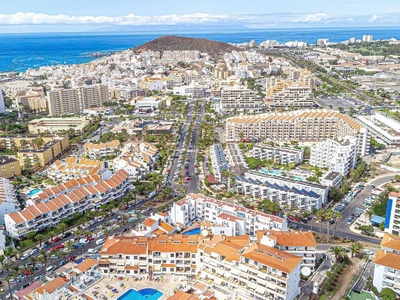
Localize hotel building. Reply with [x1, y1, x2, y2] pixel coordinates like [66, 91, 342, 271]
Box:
[0, 178, 20, 225]
[98, 234, 302, 300]
[169, 193, 287, 234]
[5, 170, 131, 239]
[0, 156, 21, 178]
[251, 145, 304, 165]
[384, 192, 400, 236]
[28, 117, 90, 134]
[83, 140, 121, 159]
[373, 233, 400, 296]
[310, 137, 358, 176]
[219, 87, 262, 112]
[234, 171, 328, 211]
[265, 86, 315, 108]
[257, 230, 317, 271]
[226, 110, 369, 157]
[357, 113, 400, 146]
[210, 144, 229, 182]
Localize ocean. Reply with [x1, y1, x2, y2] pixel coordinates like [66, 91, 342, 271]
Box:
[1, 27, 400, 73]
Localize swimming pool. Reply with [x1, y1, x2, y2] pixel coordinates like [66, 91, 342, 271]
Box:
[293, 176, 303, 181]
[117, 288, 163, 300]
[260, 169, 281, 176]
[27, 188, 42, 197]
[183, 227, 200, 235]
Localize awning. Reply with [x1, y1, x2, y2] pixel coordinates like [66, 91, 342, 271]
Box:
[256, 286, 267, 294]
[248, 282, 257, 290]
[239, 265, 249, 272]
[231, 269, 239, 276]
[139, 263, 147, 267]
[117, 261, 124, 266]
[258, 272, 267, 280]
[93, 199, 102, 203]
[153, 266, 160, 271]
[210, 252, 218, 259]
[214, 277, 222, 285]
[216, 269, 224, 275]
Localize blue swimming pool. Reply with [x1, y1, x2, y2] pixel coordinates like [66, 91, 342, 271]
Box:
[117, 288, 163, 300]
[183, 227, 201, 235]
[27, 188, 42, 197]
[293, 176, 303, 181]
[260, 169, 281, 176]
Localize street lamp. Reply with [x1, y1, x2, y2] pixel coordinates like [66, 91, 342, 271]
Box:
[0, 288, 4, 300]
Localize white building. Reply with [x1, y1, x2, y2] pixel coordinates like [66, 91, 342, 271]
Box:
[310, 137, 358, 176]
[0, 178, 20, 225]
[357, 114, 400, 146]
[384, 192, 400, 235]
[209, 144, 228, 182]
[98, 234, 302, 300]
[235, 171, 329, 211]
[252, 145, 304, 165]
[266, 86, 315, 108]
[362, 35, 373, 42]
[257, 230, 317, 271]
[0, 89, 6, 113]
[373, 233, 400, 296]
[169, 193, 287, 234]
[5, 170, 131, 239]
[219, 87, 262, 112]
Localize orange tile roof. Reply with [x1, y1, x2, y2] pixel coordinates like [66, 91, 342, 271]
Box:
[374, 249, 400, 270]
[75, 258, 97, 273]
[36, 277, 66, 295]
[143, 218, 157, 227]
[7, 212, 25, 224]
[167, 291, 200, 300]
[257, 230, 317, 247]
[381, 233, 400, 251]
[159, 222, 174, 233]
[241, 242, 302, 274]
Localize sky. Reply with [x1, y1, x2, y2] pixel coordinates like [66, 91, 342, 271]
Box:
[1, 0, 400, 32]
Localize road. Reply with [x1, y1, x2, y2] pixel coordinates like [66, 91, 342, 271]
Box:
[295, 174, 395, 245]
[0, 200, 155, 298]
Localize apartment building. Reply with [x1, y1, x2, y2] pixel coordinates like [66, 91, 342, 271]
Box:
[226, 110, 369, 157]
[14, 88, 47, 113]
[373, 233, 400, 296]
[169, 193, 287, 234]
[0, 178, 20, 225]
[47, 84, 109, 116]
[27, 277, 67, 300]
[384, 192, 400, 236]
[257, 230, 317, 271]
[98, 234, 302, 300]
[132, 212, 174, 237]
[80, 84, 109, 109]
[46, 157, 112, 183]
[210, 144, 228, 182]
[357, 113, 400, 146]
[47, 88, 80, 116]
[310, 137, 358, 176]
[235, 171, 328, 211]
[28, 117, 89, 134]
[5, 169, 131, 239]
[252, 145, 304, 165]
[220, 87, 262, 112]
[225, 143, 248, 175]
[265, 86, 315, 108]
[0, 156, 21, 178]
[17, 136, 70, 167]
[0, 89, 5, 113]
[83, 140, 121, 159]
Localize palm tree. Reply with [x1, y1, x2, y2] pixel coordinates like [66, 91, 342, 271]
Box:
[38, 254, 47, 269]
[57, 223, 67, 236]
[316, 209, 325, 234]
[330, 211, 342, 239]
[4, 275, 12, 294]
[49, 230, 56, 241]
[179, 187, 187, 195]
[12, 269, 20, 290]
[65, 240, 74, 253]
[349, 241, 364, 258]
[83, 230, 91, 239]
[325, 209, 333, 243]
[35, 233, 45, 246]
[327, 246, 348, 263]
[74, 229, 81, 241]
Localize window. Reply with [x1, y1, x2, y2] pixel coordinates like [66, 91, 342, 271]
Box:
[162, 268, 166, 272]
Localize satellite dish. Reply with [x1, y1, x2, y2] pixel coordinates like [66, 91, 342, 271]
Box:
[301, 267, 311, 277]
[201, 229, 209, 237]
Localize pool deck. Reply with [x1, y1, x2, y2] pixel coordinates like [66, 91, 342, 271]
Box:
[81, 275, 184, 300]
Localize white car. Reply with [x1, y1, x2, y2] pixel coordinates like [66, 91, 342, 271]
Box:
[95, 238, 105, 245]
[363, 249, 374, 255]
[87, 249, 98, 253]
[20, 253, 30, 260]
[29, 248, 38, 256]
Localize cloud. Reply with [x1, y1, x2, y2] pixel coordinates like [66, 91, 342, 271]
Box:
[294, 13, 330, 23]
[368, 14, 378, 22]
[0, 12, 241, 26]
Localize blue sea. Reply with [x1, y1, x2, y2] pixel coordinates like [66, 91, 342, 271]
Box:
[1, 27, 400, 72]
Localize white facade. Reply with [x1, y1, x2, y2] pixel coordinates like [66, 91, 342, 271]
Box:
[209, 144, 228, 182]
[235, 171, 329, 211]
[373, 233, 400, 296]
[220, 87, 262, 112]
[252, 145, 304, 165]
[0, 89, 6, 113]
[385, 192, 400, 236]
[0, 178, 20, 225]
[266, 86, 315, 108]
[357, 114, 400, 146]
[310, 137, 358, 176]
[169, 193, 288, 234]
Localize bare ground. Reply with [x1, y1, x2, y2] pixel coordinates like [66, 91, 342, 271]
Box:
[331, 258, 365, 300]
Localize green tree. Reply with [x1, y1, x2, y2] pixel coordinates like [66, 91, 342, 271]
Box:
[27, 231, 37, 240]
[349, 241, 363, 258]
[327, 246, 348, 262]
[57, 223, 67, 235]
[380, 287, 397, 300]
[35, 234, 45, 246]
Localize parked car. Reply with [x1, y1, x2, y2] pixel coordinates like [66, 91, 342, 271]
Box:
[87, 249, 98, 253]
[39, 243, 48, 250]
[301, 218, 308, 224]
[363, 249, 373, 255]
[29, 248, 38, 256]
[73, 243, 85, 249]
[347, 216, 354, 224]
[51, 237, 61, 243]
[21, 253, 30, 260]
[295, 217, 301, 222]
